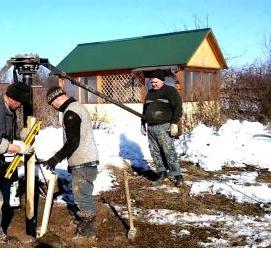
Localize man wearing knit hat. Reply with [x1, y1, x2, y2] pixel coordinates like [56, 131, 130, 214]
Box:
[141, 69, 183, 187]
[0, 82, 34, 243]
[44, 86, 99, 240]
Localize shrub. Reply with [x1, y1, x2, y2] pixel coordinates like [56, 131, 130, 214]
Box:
[220, 61, 271, 124]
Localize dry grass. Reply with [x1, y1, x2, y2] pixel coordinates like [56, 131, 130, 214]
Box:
[221, 62, 271, 124]
[256, 169, 271, 184]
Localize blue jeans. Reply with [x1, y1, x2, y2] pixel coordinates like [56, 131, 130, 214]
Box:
[71, 166, 98, 213]
[147, 123, 181, 177]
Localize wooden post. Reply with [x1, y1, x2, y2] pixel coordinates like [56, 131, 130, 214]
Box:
[78, 77, 82, 103]
[37, 172, 57, 238]
[25, 116, 36, 236]
[96, 76, 103, 104]
[26, 116, 36, 219]
[137, 71, 146, 103]
[58, 77, 65, 89]
[175, 70, 184, 98]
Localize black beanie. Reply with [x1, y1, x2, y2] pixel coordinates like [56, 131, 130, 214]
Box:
[46, 86, 66, 104]
[150, 69, 165, 81]
[6, 82, 31, 103]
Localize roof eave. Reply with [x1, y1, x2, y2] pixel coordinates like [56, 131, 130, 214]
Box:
[207, 30, 228, 69]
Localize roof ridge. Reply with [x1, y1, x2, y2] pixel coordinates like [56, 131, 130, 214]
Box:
[78, 28, 211, 47]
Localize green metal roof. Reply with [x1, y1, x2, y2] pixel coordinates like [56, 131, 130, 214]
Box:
[57, 28, 214, 74]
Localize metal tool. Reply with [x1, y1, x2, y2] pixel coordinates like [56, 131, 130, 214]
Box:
[123, 169, 137, 240]
[5, 120, 42, 179]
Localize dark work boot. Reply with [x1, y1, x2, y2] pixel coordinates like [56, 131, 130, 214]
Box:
[175, 175, 184, 187]
[153, 171, 166, 186]
[74, 217, 96, 240]
[0, 229, 8, 244]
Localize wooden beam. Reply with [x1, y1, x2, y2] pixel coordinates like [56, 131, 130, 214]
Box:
[96, 75, 103, 104]
[175, 70, 184, 98]
[67, 69, 133, 78]
[37, 172, 57, 238]
[25, 116, 36, 220]
[58, 77, 65, 89]
[136, 71, 146, 103]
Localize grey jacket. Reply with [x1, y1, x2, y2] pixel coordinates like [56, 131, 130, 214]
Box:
[0, 95, 16, 155]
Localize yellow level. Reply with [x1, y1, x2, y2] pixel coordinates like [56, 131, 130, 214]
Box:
[5, 121, 43, 179]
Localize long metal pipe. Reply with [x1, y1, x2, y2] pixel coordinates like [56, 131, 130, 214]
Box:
[43, 63, 143, 119]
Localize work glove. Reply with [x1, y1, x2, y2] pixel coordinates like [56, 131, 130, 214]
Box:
[170, 124, 178, 137]
[141, 124, 147, 136]
[43, 156, 59, 170]
[19, 143, 34, 155]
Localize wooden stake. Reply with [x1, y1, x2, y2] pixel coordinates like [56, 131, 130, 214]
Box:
[37, 172, 57, 238]
[26, 116, 36, 220]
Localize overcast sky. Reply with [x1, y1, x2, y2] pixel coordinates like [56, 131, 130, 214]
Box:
[0, 0, 270, 68]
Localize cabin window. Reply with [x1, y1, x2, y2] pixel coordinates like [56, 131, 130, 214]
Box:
[184, 70, 220, 101]
[184, 71, 193, 100]
[63, 77, 98, 103]
[81, 77, 98, 103]
[64, 79, 77, 99]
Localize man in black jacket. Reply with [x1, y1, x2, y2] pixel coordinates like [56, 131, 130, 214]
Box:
[141, 70, 183, 187]
[44, 86, 99, 240]
[0, 82, 33, 243]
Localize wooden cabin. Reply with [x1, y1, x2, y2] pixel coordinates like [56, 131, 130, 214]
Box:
[57, 28, 227, 122]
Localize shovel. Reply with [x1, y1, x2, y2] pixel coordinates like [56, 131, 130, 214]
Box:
[123, 169, 137, 240]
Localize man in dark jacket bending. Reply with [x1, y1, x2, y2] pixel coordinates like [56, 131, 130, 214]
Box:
[141, 70, 183, 187]
[0, 82, 33, 243]
[44, 86, 99, 240]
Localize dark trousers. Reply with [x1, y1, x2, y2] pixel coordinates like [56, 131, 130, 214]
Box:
[0, 177, 14, 233]
[0, 159, 17, 233]
[147, 123, 181, 177]
[71, 166, 98, 213]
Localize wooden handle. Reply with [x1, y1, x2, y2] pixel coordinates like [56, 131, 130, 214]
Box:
[124, 170, 134, 229]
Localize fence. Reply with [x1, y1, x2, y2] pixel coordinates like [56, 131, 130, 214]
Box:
[99, 73, 143, 103]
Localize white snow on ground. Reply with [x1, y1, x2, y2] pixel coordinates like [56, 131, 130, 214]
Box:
[31, 118, 271, 204]
[7, 118, 271, 247]
[188, 170, 271, 204]
[32, 119, 271, 191]
[110, 205, 271, 248]
[189, 179, 271, 203]
[177, 119, 271, 171]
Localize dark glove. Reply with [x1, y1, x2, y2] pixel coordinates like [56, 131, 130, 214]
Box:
[43, 156, 59, 170]
[141, 124, 147, 136]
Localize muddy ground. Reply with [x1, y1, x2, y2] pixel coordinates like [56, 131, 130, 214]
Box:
[1, 161, 270, 248]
